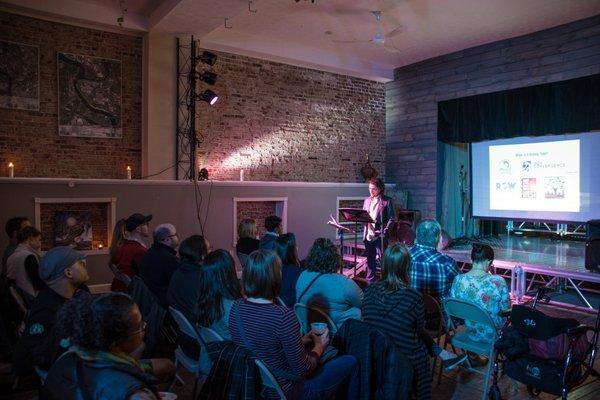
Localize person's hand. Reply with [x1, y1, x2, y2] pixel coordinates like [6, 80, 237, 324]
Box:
[311, 328, 330, 354]
[301, 333, 313, 346]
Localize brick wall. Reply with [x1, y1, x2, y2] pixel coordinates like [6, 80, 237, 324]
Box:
[386, 15, 600, 218]
[236, 201, 277, 239]
[198, 50, 386, 182]
[0, 12, 142, 179]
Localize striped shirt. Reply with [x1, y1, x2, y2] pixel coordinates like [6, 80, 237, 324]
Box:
[409, 243, 460, 301]
[228, 299, 318, 399]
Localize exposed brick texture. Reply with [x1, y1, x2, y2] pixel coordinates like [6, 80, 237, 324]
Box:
[40, 202, 109, 251]
[386, 15, 600, 218]
[198, 50, 386, 182]
[0, 12, 142, 179]
[236, 201, 277, 239]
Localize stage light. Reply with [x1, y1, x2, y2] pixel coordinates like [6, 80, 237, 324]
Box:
[198, 51, 217, 66]
[198, 89, 218, 105]
[198, 168, 209, 181]
[199, 71, 217, 85]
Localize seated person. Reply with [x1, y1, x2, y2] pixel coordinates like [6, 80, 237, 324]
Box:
[235, 219, 260, 255]
[167, 235, 209, 359]
[275, 233, 303, 308]
[295, 238, 363, 328]
[43, 292, 174, 399]
[409, 219, 460, 301]
[197, 249, 243, 340]
[259, 215, 282, 251]
[111, 213, 152, 292]
[2, 216, 31, 278]
[449, 243, 510, 342]
[139, 223, 181, 307]
[6, 226, 44, 300]
[229, 250, 358, 400]
[12, 246, 89, 376]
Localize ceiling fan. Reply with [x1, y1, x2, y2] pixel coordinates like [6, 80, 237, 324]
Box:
[330, 11, 402, 52]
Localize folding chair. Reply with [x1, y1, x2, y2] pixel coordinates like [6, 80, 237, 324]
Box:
[255, 359, 288, 400]
[423, 293, 449, 385]
[168, 307, 205, 398]
[293, 303, 338, 336]
[443, 298, 499, 400]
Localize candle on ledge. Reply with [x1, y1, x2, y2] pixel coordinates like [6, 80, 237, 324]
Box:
[240, 169, 244, 181]
[8, 162, 14, 178]
[126, 165, 132, 180]
[98, 243, 103, 250]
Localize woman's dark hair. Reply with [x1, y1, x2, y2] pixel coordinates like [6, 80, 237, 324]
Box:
[5, 217, 29, 238]
[197, 249, 243, 327]
[243, 250, 281, 300]
[57, 291, 137, 351]
[16, 226, 41, 244]
[275, 233, 299, 267]
[179, 235, 209, 263]
[381, 243, 411, 292]
[367, 178, 385, 193]
[264, 215, 282, 233]
[471, 243, 494, 263]
[305, 238, 341, 273]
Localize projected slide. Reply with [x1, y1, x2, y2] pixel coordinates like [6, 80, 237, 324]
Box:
[489, 140, 580, 212]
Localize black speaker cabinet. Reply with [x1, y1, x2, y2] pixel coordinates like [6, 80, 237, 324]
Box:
[585, 237, 600, 272]
[395, 209, 420, 245]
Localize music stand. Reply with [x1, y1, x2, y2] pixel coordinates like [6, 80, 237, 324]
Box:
[339, 208, 374, 277]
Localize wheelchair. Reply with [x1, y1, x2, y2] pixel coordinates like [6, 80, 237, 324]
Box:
[489, 288, 600, 400]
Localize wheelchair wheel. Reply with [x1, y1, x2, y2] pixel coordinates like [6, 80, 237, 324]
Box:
[488, 385, 502, 400]
[526, 386, 542, 397]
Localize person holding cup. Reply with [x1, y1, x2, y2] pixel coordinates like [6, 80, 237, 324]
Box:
[229, 250, 358, 400]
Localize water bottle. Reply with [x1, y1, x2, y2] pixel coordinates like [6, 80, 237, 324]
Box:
[511, 266, 525, 303]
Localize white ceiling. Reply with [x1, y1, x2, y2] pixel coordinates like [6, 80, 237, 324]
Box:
[2, 0, 599, 81]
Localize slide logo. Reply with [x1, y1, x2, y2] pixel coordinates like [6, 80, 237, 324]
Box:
[495, 181, 516, 191]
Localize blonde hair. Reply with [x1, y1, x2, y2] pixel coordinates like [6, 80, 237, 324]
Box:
[238, 218, 257, 239]
[109, 219, 127, 263]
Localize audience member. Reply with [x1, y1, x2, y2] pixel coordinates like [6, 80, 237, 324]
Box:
[235, 218, 260, 255]
[44, 292, 174, 399]
[111, 213, 152, 292]
[6, 226, 44, 300]
[362, 243, 431, 400]
[295, 238, 362, 328]
[108, 218, 126, 264]
[409, 219, 460, 301]
[12, 246, 89, 375]
[2, 217, 31, 278]
[197, 249, 243, 340]
[275, 233, 303, 308]
[449, 243, 510, 342]
[230, 250, 359, 400]
[167, 235, 209, 359]
[259, 215, 282, 251]
[139, 223, 180, 307]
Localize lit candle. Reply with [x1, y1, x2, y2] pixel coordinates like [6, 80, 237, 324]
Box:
[126, 165, 132, 180]
[98, 243, 103, 250]
[8, 162, 14, 178]
[240, 169, 244, 181]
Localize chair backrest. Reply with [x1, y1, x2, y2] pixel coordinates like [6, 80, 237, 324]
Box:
[443, 298, 499, 340]
[422, 292, 444, 337]
[294, 303, 338, 335]
[255, 359, 288, 400]
[169, 306, 201, 343]
[108, 262, 131, 287]
[199, 326, 224, 343]
[9, 285, 28, 314]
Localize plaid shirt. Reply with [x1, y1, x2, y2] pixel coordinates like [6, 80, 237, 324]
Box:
[409, 243, 460, 301]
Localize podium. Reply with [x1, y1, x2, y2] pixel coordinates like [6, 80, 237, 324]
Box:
[339, 208, 374, 277]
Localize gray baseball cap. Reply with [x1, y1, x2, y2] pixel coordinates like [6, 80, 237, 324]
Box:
[39, 246, 86, 281]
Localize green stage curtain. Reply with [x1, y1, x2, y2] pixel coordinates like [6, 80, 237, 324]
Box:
[437, 74, 600, 144]
[437, 141, 477, 239]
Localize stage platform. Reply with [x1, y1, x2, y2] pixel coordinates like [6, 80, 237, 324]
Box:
[339, 235, 600, 312]
[443, 235, 600, 312]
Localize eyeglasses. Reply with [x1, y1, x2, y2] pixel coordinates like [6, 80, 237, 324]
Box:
[129, 321, 147, 336]
[168, 233, 178, 238]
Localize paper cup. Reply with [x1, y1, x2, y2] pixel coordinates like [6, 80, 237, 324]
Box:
[310, 322, 328, 335]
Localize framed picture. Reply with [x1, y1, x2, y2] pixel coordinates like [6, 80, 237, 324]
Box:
[57, 52, 122, 138]
[54, 211, 93, 250]
[0, 40, 39, 111]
